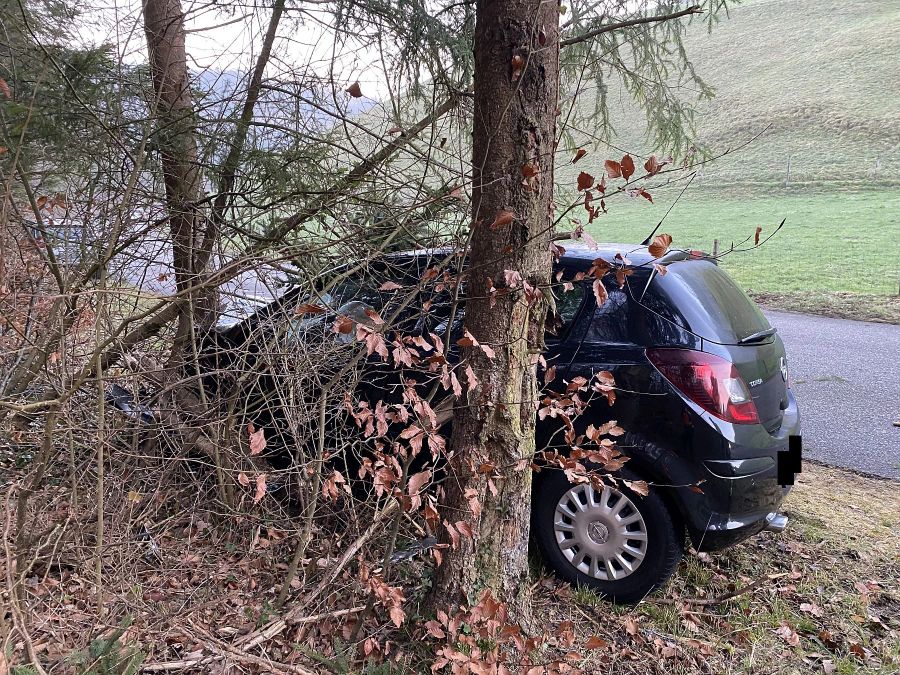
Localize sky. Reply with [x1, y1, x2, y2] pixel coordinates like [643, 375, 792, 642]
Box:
[76, 0, 392, 98]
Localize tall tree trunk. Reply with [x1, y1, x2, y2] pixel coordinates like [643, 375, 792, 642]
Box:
[429, 0, 559, 622]
[143, 0, 212, 350]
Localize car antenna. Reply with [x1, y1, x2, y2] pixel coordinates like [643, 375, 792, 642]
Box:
[640, 171, 696, 246]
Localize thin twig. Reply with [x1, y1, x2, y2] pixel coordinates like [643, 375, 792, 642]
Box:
[652, 572, 790, 606]
[141, 657, 216, 672]
[185, 620, 320, 675]
[4, 486, 49, 675]
[561, 5, 703, 48]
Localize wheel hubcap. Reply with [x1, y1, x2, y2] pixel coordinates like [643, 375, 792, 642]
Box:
[587, 521, 610, 544]
[553, 482, 648, 581]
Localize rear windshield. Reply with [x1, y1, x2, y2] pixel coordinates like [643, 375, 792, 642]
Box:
[637, 260, 771, 345]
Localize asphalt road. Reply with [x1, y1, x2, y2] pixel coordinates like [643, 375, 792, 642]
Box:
[763, 310, 900, 480]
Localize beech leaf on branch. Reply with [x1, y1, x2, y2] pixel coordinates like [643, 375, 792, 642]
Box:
[648, 233, 673, 258]
[577, 171, 594, 191]
[621, 154, 635, 180]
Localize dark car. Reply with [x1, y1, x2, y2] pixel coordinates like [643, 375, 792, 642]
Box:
[205, 242, 801, 603]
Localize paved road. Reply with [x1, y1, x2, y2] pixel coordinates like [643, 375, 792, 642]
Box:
[763, 310, 900, 479]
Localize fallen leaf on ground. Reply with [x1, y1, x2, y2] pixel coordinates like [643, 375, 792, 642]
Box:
[625, 616, 639, 635]
[775, 623, 800, 647]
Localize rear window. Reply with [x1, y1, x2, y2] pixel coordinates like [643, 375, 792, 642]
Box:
[637, 260, 770, 345]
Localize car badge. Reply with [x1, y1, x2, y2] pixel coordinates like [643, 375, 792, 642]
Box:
[779, 356, 788, 382]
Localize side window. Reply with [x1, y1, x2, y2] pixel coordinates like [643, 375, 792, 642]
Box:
[546, 283, 585, 337]
[282, 274, 385, 342]
[556, 284, 584, 324]
[330, 265, 411, 321]
[578, 284, 630, 343]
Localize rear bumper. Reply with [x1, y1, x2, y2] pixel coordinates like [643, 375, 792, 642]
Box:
[672, 390, 802, 550]
[693, 492, 792, 550]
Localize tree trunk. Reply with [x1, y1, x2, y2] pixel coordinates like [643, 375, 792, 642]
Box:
[143, 0, 213, 349]
[428, 0, 559, 622]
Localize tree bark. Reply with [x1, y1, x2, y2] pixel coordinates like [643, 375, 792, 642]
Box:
[143, 0, 213, 349]
[428, 0, 559, 622]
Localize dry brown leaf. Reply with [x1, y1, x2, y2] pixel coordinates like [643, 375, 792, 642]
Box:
[648, 233, 673, 258]
[408, 469, 432, 496]
[775, 623, 800, 647]
[249, 426, 266, 456]
[605, 159, 622, 178]
[253, 473, 267, 503]
[577, 171, 594, 191]
[624, 479, 649, 497]
[592, 279, 608, 307]
[621, 154, 635, 180]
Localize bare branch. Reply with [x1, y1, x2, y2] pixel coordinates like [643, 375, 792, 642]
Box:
[560, 5, 703, 48]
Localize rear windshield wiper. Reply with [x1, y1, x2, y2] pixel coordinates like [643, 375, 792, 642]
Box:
[738, 327, 777, 344]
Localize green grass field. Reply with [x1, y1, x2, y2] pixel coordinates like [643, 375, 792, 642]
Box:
[559, 0, 900, 190]
[582, 188, 900, 321]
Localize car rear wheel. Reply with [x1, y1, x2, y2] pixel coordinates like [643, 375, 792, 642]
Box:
[532, 468, 683, 604]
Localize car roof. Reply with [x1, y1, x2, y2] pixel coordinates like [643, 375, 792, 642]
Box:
[218, 242, 702, 331]
[388, 241, 698, 271]
[559, 242, 659, 268]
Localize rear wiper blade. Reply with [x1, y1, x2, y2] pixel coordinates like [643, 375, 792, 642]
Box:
[738, 327, 777, 344]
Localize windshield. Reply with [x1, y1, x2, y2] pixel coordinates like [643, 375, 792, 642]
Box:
[637, 260, 771, 345]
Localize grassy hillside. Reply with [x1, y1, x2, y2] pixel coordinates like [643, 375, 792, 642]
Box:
[559, 0, 900, 321]
[562, 0, 900, 190]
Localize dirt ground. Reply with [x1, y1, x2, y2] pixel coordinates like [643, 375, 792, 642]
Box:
[2, 452, 897, 674]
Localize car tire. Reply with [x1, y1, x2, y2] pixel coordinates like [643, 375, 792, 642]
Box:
[532, 467, 683, 604]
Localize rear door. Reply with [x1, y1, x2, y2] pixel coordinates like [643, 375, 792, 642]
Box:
[539, 277, 649, 442]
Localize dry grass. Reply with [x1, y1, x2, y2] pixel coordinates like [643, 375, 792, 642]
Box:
[751, 292, 900, 325]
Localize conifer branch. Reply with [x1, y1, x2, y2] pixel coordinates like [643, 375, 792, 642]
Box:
[560, 5, 703, 48]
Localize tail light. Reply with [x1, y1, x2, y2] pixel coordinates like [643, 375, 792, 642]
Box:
[646, 348, 760, 424]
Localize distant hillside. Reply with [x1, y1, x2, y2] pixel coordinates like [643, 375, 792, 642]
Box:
[565, 0, 900, 191]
